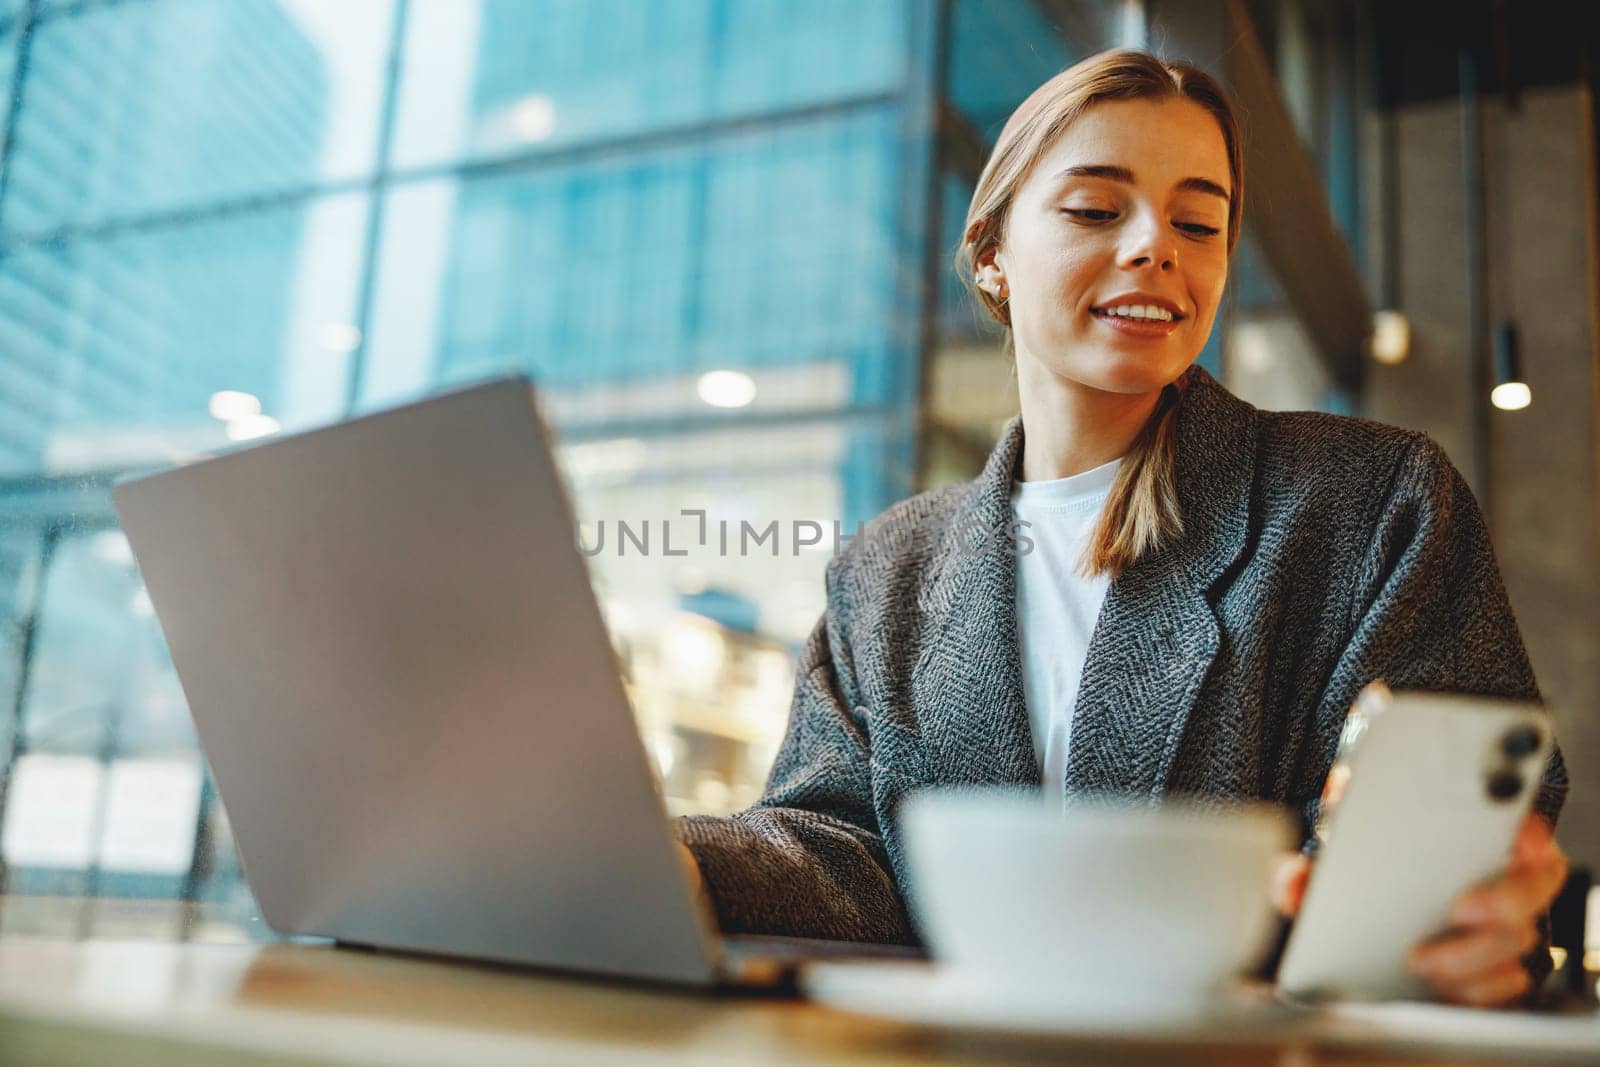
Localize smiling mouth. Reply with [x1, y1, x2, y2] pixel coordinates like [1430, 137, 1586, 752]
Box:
[1089, 306, 1185, 336]
[1090, 305, 1185, 323]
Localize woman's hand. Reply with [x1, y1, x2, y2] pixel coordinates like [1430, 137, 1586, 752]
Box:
[1272, 814, 1568, 1007]
[1404, 813, 1568, 1007]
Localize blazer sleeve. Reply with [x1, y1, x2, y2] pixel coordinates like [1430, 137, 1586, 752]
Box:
[1311, 433, 1569, 826]
[671, 558, 917, 946]
[1307, 432, 1569, 989]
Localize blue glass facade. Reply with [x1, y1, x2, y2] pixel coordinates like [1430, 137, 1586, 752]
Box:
[0, 0, 939, 930]
[947, 0, 1079, 142]
[1, 195, 370, 471]
[6, 0, 338, 232]
[391, 0, 907, 167]
[382, 107, 904, 397]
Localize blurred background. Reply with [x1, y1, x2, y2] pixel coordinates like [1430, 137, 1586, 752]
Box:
[0, 0, 1595, 948]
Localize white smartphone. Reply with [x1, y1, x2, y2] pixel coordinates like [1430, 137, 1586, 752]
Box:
[1277, 683, 1556, 1002]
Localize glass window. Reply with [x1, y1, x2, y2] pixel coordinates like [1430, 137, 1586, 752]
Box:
[713, 0, 907, 118]
[0, 752, 206, 902]
[390, 0, 906, 169]
[0, 34, 14, 201]
[96, 757, 205, 874]
[946, 0, 1082, 144]
[1, 524, 248, 913]
[566, 413, 912, 815]
[363, 107, 904, 414]
[1, 753, 103, 870]
[0, 193, 369, 476]
[696, 110, 902, 406]
[936, 171, 994, 345]
[0, 532, 40, 759]
[18, 530, 190, 755]
[4, 0, 394, 232]
[1263, 0, 1363, 258]
[924, 171, 1014, 490]
[0, 0, 939, 931]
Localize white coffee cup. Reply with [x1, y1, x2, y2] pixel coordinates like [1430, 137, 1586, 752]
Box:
[898, 788, 1294, 1004]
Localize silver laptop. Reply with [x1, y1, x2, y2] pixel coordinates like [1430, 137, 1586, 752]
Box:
[112, 376, 919, 989]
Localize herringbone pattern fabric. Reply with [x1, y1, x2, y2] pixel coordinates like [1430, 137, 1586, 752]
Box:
[675, 364, 1569, 969]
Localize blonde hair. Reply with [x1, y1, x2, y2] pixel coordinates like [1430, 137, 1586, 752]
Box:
[955, 49, 1245, 578]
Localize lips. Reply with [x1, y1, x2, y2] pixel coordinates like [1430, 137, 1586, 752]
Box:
[1090, 307, 1184, 338]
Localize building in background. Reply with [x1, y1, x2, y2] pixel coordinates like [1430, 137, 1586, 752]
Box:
[0, 0, 1594, 941]
[0, 0, 951, 937]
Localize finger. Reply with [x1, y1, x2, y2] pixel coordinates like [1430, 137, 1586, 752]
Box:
[1272, 854, 1312, 917]
[1452, 853, 1570, 928]
[1438, 961, 1531, 1009]
[1513, 813, 1557, 866]
[1408, 925, 1539, 985]
[1285, 858, 1311, 916]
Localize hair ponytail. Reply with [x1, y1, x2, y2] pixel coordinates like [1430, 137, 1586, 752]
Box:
[1079, 376, 1186, 577]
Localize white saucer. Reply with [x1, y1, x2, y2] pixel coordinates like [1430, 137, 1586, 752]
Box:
[800, 960, 1306, 1045]
[804, 962, 1600, 1059]
[1312, 1001, 1600, 1060]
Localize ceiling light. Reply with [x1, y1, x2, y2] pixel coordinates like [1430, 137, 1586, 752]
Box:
[510, 95, 557, 142]
[1368, 310, 1410, 365]
[1491, 321, 1530, 411]
[697, 370, 756, 409]
[209, 390, 261, 421]
[1491, 382, 1531, 411]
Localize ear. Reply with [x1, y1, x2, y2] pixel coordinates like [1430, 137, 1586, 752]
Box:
[973, 245, 1007, 296]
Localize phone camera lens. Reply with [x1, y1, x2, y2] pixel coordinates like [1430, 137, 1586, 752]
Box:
[1501, 726, 1541, 759]
[1486, 771, 1524, 801]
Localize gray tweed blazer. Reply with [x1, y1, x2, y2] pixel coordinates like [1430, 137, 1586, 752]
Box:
[674, 363, 1568, 953]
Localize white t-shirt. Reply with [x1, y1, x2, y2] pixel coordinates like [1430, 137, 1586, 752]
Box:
[1010, 456, 1121, 801]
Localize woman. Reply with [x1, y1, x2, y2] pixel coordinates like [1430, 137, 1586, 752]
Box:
[673, 49, 1569, 1008]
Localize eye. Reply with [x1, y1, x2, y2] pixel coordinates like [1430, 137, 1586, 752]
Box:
[1176, 222, 1222, 237]
[1061, 209, 1116, 221]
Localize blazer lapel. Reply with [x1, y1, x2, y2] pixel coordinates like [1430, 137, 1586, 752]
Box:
[1064, 367, 1258, 798]
[1062, 547, 1222, 797]
[911, 415, 1038, 787]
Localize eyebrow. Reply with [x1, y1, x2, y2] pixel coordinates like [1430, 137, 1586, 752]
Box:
[1053, 164, 1230, 201]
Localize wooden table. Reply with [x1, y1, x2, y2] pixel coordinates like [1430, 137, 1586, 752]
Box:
[0, 935, 1593, 1066]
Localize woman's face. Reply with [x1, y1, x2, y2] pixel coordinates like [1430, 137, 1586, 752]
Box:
[982, 97, 1233, 396]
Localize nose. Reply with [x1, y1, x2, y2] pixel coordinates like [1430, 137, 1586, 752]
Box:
[1118, 208, 1178, 272]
